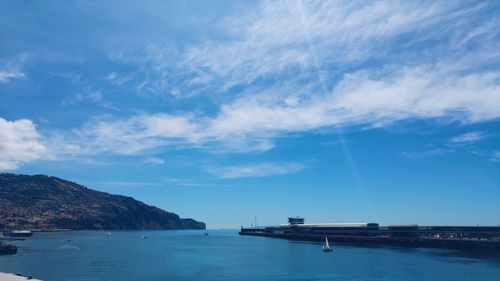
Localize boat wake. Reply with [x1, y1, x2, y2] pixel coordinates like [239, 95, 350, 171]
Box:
[60, 241, 80, 250]
[60, 244, 80, 250]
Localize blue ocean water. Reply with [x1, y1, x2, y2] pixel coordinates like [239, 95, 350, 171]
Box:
[0, 230, 499, 281]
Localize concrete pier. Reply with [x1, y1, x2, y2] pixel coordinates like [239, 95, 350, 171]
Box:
[0, 272, 42, 281]
[239, 217, 500, 249]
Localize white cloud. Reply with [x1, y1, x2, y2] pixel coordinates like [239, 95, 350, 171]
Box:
[8, 1, 498, 163]
[0, 118, 49, 170]
[491, 151, 500, 162]
[449, 132, 485, 145]
[206, 64, 500, 136]
[0, 70, 25, 83]
[71, 114, 200, 155]
[59, 63, 500, 156]
[62, 90, 102, 106]
[208, 162, 305, 179]
[144, 157, 164, 165]
[109, 44, 182, 95]
[88, 91, 102, 102]
[83, 180, 164, 188]
[332, 66, 500, 124]
[180, 1, 489, 90]
[106, 72, 117, 80]
[105, 71, 132, 86]
[111, 1, 486, 97]
[96, 1, 499, 154]
[96, 1, 499, 148]
[0, 53, 31, 83]
[403, 148, 452, 159]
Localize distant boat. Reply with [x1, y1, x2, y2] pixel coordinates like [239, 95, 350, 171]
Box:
[0, 242, 17, 255]
[9, 230, 32, 237]
[322, 237, 332, 252]
[0, 233, 25, 241]
[204, 232, 209, 236]
[141, 235, 147, 239]
[107, 232, 112, 236]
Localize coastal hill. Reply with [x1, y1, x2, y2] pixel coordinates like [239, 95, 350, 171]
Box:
[0, 173, 205, 230]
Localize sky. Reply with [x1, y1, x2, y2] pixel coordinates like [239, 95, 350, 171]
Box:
[0, 0, 499, 229]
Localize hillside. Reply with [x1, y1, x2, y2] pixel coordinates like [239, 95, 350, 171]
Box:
[0, 174, 205, 230]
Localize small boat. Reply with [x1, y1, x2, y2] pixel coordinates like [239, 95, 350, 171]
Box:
[204, 232, 209, 236]
[0, 236, 25, 241]
[0, 243, 17, 255]
[1, 231, 24, 240]
[322, 236, 332, 252]
[141, 235, 147, 239]
[107, 232, 112, 236]
[9, 230, 33, 237]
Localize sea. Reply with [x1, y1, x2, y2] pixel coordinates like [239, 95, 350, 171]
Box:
[0, 230, 499, 281]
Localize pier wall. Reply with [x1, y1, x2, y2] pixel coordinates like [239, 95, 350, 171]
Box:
[239, 224, 500, 249]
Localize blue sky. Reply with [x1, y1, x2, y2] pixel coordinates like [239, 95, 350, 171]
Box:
[1, 0, 499, 228]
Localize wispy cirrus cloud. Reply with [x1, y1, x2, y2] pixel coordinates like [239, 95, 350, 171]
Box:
[181, 1, 455, 88]
[70, 114, 200, 155]
[100, 3, 453, 97]
[0, 52, 31, 84]
[96, 1, 500, 154]
[111, 1, 498, 96]
[404, 131, 494, 159]
[491, 151, 500, 162]
[0, 70, 25, 83]
[449, 132, 486, 145]
[402, 148, 453, 159]
[81, 177, 239, 189]
[62, 90, 102, 106]
[208, 162, 305, 179]
[4, 1, 500, 168]
[57, 63, 500, 156]
[144, 157, 165, 165]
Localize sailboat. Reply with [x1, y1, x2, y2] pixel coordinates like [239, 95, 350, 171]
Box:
[322, 236, 332, 252]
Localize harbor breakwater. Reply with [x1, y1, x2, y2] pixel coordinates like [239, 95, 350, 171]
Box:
[239, 218, 500, 250]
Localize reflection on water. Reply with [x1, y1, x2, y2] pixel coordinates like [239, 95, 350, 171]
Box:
[428, 247, 500, 263]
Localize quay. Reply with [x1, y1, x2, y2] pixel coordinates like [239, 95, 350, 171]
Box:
[239, 217, 500, 249]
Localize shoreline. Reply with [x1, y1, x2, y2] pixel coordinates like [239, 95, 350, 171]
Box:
[31, 229, 72, 232]
[0, 272, 42, 281]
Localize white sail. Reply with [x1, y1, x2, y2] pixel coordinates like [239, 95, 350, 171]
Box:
[322, 236, 332, 251]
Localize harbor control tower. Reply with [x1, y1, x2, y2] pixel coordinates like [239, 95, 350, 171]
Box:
[288, 217, 305, 225]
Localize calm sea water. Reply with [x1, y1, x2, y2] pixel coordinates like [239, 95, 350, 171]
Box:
[0, 230, 499, 281]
